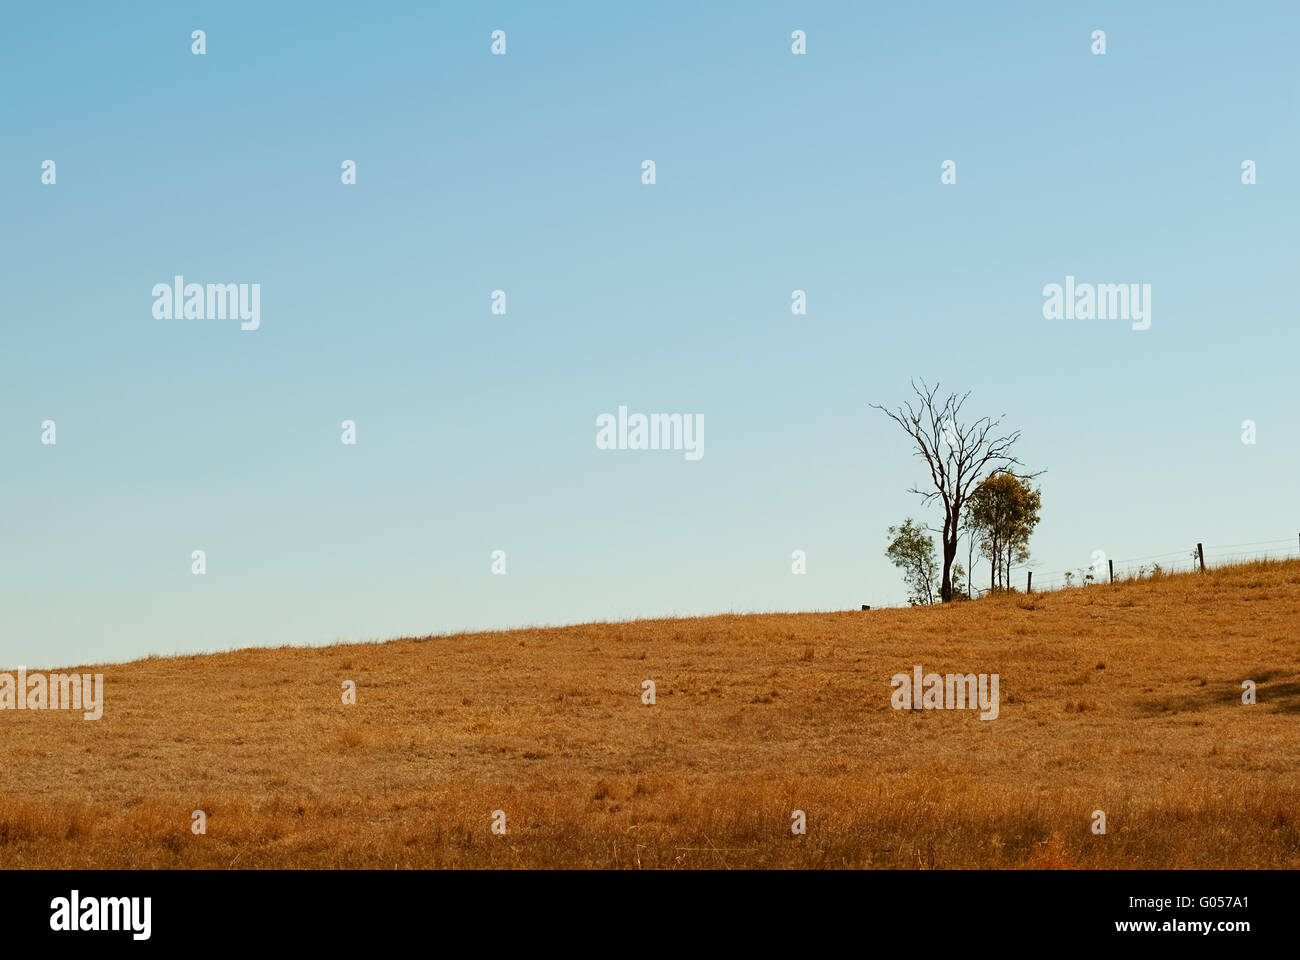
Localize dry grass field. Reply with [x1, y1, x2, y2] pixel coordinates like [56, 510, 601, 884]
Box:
[3, 560, 1299, 869]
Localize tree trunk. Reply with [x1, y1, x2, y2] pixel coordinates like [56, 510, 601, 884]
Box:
[940, 511, 956, 602]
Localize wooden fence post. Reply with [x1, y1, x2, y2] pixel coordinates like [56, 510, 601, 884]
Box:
[1109, 558, 1114, 583]
[1027, 571, 1032, 593]
[1197, 542, 1205, 572]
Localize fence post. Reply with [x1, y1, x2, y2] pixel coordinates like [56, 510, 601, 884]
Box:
[1109, 558, 1114, 583]
[1027, 571, 1032, 593]
[1197, 542, 1205, 572]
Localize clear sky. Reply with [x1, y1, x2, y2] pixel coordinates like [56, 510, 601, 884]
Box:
[3, 1, 1298, 669]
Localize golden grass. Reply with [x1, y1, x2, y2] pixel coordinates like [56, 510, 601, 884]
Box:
[3, 559, 1300, 869]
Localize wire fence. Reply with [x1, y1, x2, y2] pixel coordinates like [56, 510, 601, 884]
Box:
[980, 536, 1300, 595]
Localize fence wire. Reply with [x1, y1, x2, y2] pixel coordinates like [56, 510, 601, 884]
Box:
[1010, 538, 1300, 594]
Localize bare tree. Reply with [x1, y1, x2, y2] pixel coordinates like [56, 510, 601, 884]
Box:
[872, 380, 1036, 603]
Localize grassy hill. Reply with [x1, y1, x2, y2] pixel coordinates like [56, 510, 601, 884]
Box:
[3, 560, 1299, 868]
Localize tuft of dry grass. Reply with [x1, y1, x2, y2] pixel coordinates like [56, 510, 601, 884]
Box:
[3, 559, 1299, 868]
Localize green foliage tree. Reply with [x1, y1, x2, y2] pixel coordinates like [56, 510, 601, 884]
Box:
[966, 471, 1042, 591]
[950, 560, 970, 600]
[886, 518, 939, 605]
[959, 510, 980, 598]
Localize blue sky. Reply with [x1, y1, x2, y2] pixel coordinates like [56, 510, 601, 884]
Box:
[2, 1, 1297, 668]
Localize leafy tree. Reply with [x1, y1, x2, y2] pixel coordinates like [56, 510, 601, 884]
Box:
[960, 510, 980, 598]
[886, 518, 939, 605]
[950, 561, 970, 600]
[967, 471, 1042, 591]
